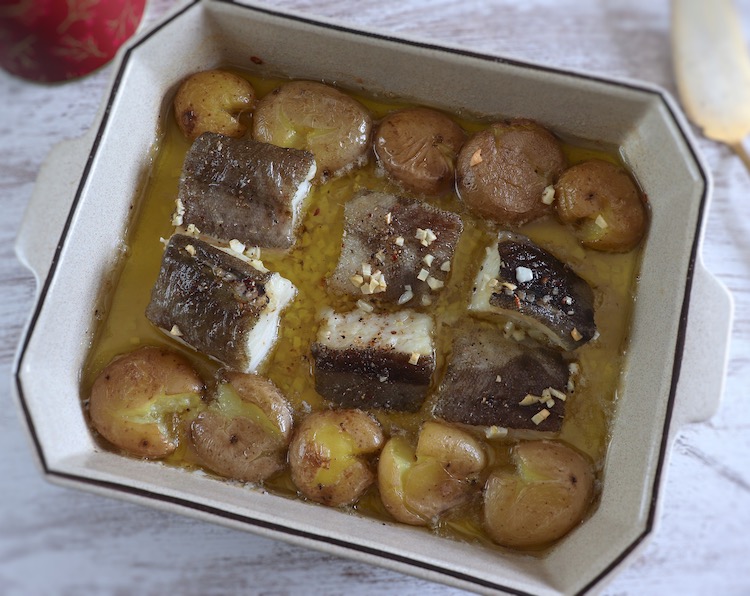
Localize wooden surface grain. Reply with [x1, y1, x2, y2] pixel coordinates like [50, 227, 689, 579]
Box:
[1, 0, 749, 594]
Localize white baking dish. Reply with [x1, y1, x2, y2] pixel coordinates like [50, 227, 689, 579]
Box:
[13, 1, 733, 594]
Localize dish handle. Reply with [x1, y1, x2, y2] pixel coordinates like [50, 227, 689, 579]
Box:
[15, 133, 93, 287]
[673, 259, 733, 426]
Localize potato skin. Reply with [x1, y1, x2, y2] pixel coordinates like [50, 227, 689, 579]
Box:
[288, 409, 383, 507]
[483, 440, 594, 548]
[374, 108, 466, 196]
[88, 346, 204, 458]
[555, 159, 647, 252]
[174, 70, 255, 141]
[456, 119, 566, 226]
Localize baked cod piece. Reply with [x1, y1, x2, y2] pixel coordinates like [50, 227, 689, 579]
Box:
[470, 231, 596, 351]
[175, 132, 316, 250]
[328, 191, 463, 307]
[311, 308, 435, 412]
[432, 321, 570, 436]
[146, 234, 296, 373]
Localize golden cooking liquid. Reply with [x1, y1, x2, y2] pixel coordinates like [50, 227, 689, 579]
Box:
[81, 74, 640, 547]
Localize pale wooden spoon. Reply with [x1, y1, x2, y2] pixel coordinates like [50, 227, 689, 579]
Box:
[672, 0, 750, 171]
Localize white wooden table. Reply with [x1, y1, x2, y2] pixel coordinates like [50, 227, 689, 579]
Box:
[2, 1, 749, 594]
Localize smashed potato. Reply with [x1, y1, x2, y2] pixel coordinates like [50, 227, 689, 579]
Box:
[373, 107, 466, 196]
[252, 80, 372, 182]
[289, 409, 384, 507]
[456, 119, 566, 226]
[555, 159, 647, 252]
[174, 69, 256, 141]
[378, 422, 486, 525]
[190, 372, 293, 483]
[88, 347, 204, 458]
[483, 440, 594, 548]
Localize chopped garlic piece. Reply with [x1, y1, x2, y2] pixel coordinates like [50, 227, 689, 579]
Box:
[571, 327, 583, 341]
[185, 223, 200, 235]
[541, 184, 556, 205]
[519, 394, 539, 406]
[484, 425, 508, 439]
[185, 244, 196, 256]
[515, 266, 533, 283]
[171, 198, 185, 226]
[350, 274, 364, 288]
[423, 254, 434, 267]
[531, 409, 550, 425]
[169, 325, 182, 337]
[426, 276, 444, 290]
[549, 387, 567, 401]
[385, 212, 392, 224]
[416, 227, 437, 247]
[421, 294, 432, 306]
[545, 398, 555, 408]
[595, 214, 608, 228]
[495, 375, 502, 383]
[408, 352, 420, 365]
[356, 300, 374, 313]
[248, 258, 269, 273]
[417, 268, 430, 281]
[440, 260, 451, 272]
[395, 236, 404, 247]
[397, 289, 414, 305]
[229, 239, 246, 255]
[361, 262, 372, 277]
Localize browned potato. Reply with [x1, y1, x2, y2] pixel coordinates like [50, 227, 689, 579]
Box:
[456, 119, 567, 226]
[252, 81, 372, 182]
[173, 70, 255, 141]
[190, 372, 294, 483]
[483, 440, 595, 548]
[373, 107, 466, 196]
[378, 422, 486, 525]
[555, 159, 647, 252]
[288, 409, 384, 507]
[89, 346, 204, 458]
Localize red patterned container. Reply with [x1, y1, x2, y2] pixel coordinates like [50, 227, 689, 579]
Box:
[0, 0, 146, 82]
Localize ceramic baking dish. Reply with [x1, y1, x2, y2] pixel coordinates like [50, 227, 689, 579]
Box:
[13, 1, 733, 594]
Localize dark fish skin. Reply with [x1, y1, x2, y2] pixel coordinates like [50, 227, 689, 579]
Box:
[329, 191, 463, 304]
[179, 132, 315, 249]
[146, 234, 272, 371]
[311, 343, 435, 412]
[432, 322, 569, 432]
[489, 232, 596, 350]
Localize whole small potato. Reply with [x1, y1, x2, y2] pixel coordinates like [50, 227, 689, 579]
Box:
[253, 80, 372, 182]
[190, 372, 294, 483]
[378, 421, 486, 525]
[555, 159, 647, 252]
[483, 440, 595, 548]
[456, 119, 566, 226]
[374, 107, 466, 196]
[289, 409, 384, 507]
[89, 346, 204, 458]
[174, 70, 256, 141]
